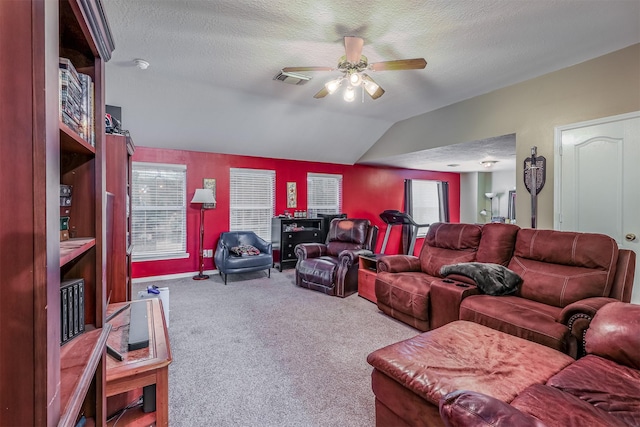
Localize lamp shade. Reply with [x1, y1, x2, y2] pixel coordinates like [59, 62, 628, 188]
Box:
[191, 188, 215, 204]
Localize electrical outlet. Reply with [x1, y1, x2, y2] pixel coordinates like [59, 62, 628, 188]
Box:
[203, 249, 213, 258]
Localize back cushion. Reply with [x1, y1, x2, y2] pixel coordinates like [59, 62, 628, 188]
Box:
[508, 229, 618, 307]
[420, 223, 482, 276]
[476, 223, 519, 266]
[326, 218, 369, 256]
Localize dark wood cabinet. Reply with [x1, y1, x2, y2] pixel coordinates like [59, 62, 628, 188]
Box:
[271, 218, 323, 271]
[106, 134, 135, 303]
[0, 0, 114, 425]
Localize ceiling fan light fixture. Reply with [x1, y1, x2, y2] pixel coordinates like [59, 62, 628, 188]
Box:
[481, 160, 498, 168]
[325, 77, 343, 94]
[343, 86, 356, 102]
[348, 71, 362, 87]
[363, 79, 379, 96]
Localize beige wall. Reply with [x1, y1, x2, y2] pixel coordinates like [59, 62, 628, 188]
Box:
[359, 44, 640, 229]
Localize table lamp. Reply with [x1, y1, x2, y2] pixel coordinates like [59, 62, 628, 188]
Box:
[191, 188, 215, 280]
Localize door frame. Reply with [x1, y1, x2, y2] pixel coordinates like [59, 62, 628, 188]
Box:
[553, 110, 640, 230]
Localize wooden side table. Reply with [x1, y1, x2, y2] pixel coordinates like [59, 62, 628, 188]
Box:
[358, 254, 382, 303]
[106, 299, 172, 426]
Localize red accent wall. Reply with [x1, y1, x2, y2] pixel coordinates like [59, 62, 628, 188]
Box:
[132, 147, 460, 278]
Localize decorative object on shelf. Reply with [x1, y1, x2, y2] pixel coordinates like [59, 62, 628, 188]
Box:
[287, 181, 297, 208]
[191, 188, 216, 280]
[203, 178, 216, 209]
[524, 146, 546, 228]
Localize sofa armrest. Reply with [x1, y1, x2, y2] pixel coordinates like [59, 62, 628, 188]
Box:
[338, 249, 373, 265]
[294, 242, 327, 260]
[558, 297, 619, 357]
[439, 390, 547, 427]
[558, 297, 619, 324]
[585, 301, 640, 369]
[377, 255, 421, 273]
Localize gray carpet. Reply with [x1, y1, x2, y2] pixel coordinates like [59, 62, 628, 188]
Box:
[134, 269, 418, 427]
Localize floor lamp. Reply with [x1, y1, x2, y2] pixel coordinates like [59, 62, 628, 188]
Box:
[191, 188, 215, 280]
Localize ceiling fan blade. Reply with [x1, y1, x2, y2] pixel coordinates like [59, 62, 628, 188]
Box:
[369, 58, 427, 71]
[282, 66, 333, 72]
[313, 87, 329, 99]
[344, 36, 364, 63]
[361, 73, 385, 100]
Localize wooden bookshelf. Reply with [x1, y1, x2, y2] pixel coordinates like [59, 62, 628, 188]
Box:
[0, 0, 114, 425]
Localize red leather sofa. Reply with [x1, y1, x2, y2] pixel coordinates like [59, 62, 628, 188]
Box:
[375, 222, 636, 358]
[439, 302, 640, 427]
[375, 222, 519, 331]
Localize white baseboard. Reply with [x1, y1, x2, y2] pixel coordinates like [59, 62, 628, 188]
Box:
[132, 269, 218, 284]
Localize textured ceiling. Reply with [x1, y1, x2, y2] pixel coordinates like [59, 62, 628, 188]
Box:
[102, 0, 640, 170]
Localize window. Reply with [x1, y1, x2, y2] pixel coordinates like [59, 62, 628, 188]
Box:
[409, 180, 449, 237]
[307, 173, 342, 217]
[229, 168, 275, 241]
[131, 162, 187, 260]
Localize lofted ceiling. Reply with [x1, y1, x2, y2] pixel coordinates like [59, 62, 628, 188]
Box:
[102, 0, 640, 171]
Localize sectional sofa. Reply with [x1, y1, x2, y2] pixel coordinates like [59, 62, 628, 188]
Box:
[368, 301, 640, 427]
[374, 222, 636, 358]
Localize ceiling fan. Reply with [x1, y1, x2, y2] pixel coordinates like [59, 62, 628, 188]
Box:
[281, 36, 427, 102]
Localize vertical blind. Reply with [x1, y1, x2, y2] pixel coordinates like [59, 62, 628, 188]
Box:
[229, 168, 275, 241]
[411, 180, 442, 237]
[307, 173, 342, 217]
[131, 162, 187, 260]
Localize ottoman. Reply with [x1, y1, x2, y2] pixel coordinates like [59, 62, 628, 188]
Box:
[367, 320, 575, 427]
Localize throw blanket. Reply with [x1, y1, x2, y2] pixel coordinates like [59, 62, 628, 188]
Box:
[230, 245, 260, 256]
[440, 263, 522, 296]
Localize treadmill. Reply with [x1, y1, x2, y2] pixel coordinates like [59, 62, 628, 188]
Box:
[379, 210, 430, 255]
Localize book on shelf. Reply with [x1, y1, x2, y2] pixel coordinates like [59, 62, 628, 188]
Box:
[59, 57, 95, 146]
[60, 278, 86, 345]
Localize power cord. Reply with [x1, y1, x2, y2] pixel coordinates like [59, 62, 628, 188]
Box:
[107, 395, 143, 426]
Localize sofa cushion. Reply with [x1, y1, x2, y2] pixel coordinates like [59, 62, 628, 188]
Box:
[585, 301, 640, 369]
[375, 271, 433, 322]
[366, 321, 574, 407]
[296, 256, 337, 287]
[325, 219, 368, 256]
[545, 354, 640, 426]
[508, 229, 619, 307]
[420, 223, 482, 276]
[476, 222, 520, 266]
[510, 384, 628, 427]
[460, 295, 572, 354]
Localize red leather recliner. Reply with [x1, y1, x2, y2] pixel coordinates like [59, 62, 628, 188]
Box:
[294, 218, 378, 297]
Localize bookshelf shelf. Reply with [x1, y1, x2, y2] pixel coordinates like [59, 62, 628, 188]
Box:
[60, 237, 96, 267]
[60, 122, 96, 155]
[59, 326, 111, 427]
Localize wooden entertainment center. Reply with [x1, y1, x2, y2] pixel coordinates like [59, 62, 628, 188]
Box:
[0, 0, 115, 425]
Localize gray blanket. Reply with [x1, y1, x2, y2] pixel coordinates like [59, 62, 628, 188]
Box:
[440, 262, 522, 296]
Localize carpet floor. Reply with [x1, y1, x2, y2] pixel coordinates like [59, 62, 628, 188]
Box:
[133, 268, 418, 427]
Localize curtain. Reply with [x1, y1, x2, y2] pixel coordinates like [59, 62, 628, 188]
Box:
[402, 179, 413, 255]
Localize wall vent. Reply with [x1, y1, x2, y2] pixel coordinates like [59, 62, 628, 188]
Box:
[273, 71, 311, 86]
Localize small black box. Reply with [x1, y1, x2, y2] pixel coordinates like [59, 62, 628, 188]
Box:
[60, 184, 73, 197]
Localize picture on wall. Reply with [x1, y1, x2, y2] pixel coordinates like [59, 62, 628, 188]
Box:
[287, 182, 297, 208]
[203, 178, 216, 208]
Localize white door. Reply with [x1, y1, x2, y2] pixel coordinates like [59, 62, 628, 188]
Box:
[555, 111, 640, 304]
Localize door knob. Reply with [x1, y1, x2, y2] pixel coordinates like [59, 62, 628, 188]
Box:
[625, 233, 636, 242]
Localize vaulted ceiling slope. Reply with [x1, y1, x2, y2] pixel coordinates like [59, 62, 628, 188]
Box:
[103, 0, 640, 169]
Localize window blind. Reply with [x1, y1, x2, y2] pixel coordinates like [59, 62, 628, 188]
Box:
[307, 173, 343, 217]
[131, 162, 187, 260]
[229, 168, 275, 241]
[411, 180, 441, 237]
